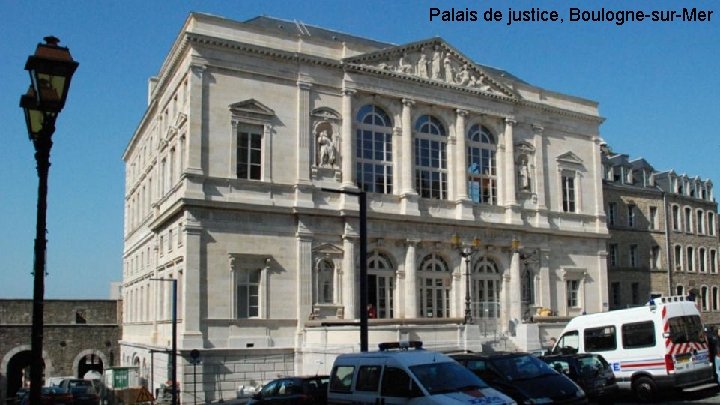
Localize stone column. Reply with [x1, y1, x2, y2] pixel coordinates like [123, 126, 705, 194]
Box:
[455, 109, 468, 200]
[341, 88, 356, 188]
[342, 231, 357, 319]
[180, 218, 204, 348]
[404, 240, 419, 318]
[592, 136, 606, 231]
[532, 125, 546, 209]
[538, 249, 551, 309]
[504, 118, 517, 206]
[401, 98, 415, 195]
[186, 65, 205, 176]
[296, 219, 314, 323]
[297, 81, 312, 183]
[509, 240, 522, 326]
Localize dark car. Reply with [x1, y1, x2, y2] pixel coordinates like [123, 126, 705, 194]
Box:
[58, 378, 100, 405]
[19, 386, 74, 405]
[249, 375, 329, 404]
[541, 353, 618, 403]
[451, 351, 588, 404]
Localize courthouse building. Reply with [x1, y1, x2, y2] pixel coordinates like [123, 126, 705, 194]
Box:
[121, 13, 609, 401]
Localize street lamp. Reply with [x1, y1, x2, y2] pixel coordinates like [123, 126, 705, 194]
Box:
[321, 187, 368, 352]
[151, 278, 178, 405]
[451, 234, 481, 324]
[20, 36, 78, 405]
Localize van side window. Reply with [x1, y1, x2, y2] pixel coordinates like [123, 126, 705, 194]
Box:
[330, 366, 355, 392]
[622, 321, 656, 348]
[556, 331, 579, 354]
[585, 326, 617, 351]
[356, 365, 382, 391]
[381, 367, 422, 398]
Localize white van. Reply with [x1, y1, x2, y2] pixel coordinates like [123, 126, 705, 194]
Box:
[328, 341, 515, 404]
[552, 295, 715, 401]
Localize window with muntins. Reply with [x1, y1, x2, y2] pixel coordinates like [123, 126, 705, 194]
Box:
[355, 105, 393, 194]
[567, 280, 579, 307]
[418, 253, 451, 318]
[236, 269, 260, 318]
[467, 124, 497, 204]
[414, 115, 447, 199]
[608, 244, 618, 267]
[473, 257, 501, 319]
[562, 172, 576, 212]
[607, 202, 617, 226]
[237, 124, 262, 180]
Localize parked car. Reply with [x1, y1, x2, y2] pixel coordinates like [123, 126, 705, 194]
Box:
[540, 353, 619, 402]
[19, 386, 74, 405]
[57, 378, 100, 405]
[248, 375, 329, 404]
[328, 341, 515, 404]
[450, 351, 587, 404]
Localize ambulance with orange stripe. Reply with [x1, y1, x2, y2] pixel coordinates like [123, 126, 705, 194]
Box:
[551, 295, 715, 401]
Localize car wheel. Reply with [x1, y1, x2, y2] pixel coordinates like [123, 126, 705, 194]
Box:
[632, 376, 656, 402]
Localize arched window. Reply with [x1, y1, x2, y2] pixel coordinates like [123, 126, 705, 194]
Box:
[414, 115, 447, 199]
[672, 205, 680, 231]
[472, 257, 501, 319]
[699, 248, 707, 273]
[687, 246, 695, 272]
[367, 251, 395, 319]
[355, 105, 393, 193]
[316, 259, 335, 304]
[701, 286, 709, 311]
[713, 286, 719, 311]
[674, 245, 683, 271]
[418, 253, 451, 318]
[467, 124, 497, 204]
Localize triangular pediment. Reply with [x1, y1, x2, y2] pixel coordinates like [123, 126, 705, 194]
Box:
[312, 243, 343, 256]
[344, 38, 517, 99]
[557, 151, 584, 165]
[229, 99, 275, 117]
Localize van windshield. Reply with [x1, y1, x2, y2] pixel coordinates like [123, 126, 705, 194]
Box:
[409, 361, 488, 395]
[668, 315, 705, 344]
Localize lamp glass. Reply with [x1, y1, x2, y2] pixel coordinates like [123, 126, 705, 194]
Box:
[450, 233, 461, 248]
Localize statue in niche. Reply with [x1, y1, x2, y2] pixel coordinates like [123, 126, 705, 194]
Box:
[317, 128, 337, 167]
[518, 155, 531, 191]
[431, 47, 443, 80]
[417, 52, 429, 78]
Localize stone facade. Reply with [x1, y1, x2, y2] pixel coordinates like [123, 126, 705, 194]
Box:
[121, 13, 609, 401]
[602, 149, 720, 324]
[0, 299, 121, 401]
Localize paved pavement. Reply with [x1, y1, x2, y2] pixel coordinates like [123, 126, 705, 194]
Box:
[614, 385, 720, 404]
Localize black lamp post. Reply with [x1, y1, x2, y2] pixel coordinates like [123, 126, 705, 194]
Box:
[321, 187, 368, 352]
[20, 36, 78, 405]
[451, 234, 481, 324]
[151, 278, 178, 405]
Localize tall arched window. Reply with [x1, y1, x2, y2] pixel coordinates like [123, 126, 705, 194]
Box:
[355, 105, 393, 193]
[473, 257, 501, 319]
[367, 251, 395, 319]
[414, 115, 447, 199]
[701, 286, 709, 311]
[418, 253, 451, 318]
[467, 124, 497, 204]
[713, 286, 719, 311]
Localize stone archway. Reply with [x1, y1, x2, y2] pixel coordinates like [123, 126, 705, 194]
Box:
[2, 345, 55, 400]
[72, 349, 108, 379]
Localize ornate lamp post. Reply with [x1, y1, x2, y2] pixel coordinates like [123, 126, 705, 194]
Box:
[451, 234, 481, 324]
[20, 36, 78, 404]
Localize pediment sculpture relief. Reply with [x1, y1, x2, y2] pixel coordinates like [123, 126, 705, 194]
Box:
[367, 45, 497, 92]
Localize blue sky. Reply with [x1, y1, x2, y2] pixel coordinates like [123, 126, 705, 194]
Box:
[1, 0, 718, 299]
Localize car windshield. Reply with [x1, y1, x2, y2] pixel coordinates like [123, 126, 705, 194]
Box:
[410, 361, 488, 395]
[490, 355, 557, 381]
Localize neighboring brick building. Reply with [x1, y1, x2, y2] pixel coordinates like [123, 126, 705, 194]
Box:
[602, 147, 720, 324]
[0, 299, 121, 401]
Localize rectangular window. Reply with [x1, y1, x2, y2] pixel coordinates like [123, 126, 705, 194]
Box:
[631, 282, 639, 305]
[628, 204, 636, 227]
[608, 244, 618, 267]
[237, 125, 262, 180]
[236, 269, 260, 318]
[650, 246, 660, 269]
[584, 326, 617, 352]
[562, 173, 576, 213]
[567, 280, 579, 308]
[607, 202, 617, 226]
[649, 206, 658, 230]
[629, 245, 638, 268]
[622, 321, 655, 349]
[611, 282, 620, 307]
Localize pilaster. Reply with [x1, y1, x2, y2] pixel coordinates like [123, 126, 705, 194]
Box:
[341, 88, 356, 188]
[342, 230, 357, 319]
[404, 239, 420, 318]
[532, 124, 550, 227]
[296, 219, 314, 325]
[180, 221, 204, 348]
[294, 81, 314, 208]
